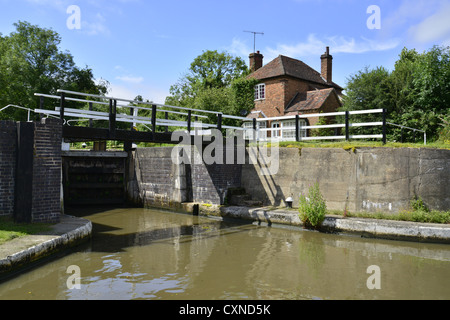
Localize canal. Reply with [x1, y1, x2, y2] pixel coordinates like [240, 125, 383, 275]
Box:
[0, 207, 449, 300]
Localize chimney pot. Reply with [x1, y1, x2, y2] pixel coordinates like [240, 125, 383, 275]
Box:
[249, 51, 264, 73]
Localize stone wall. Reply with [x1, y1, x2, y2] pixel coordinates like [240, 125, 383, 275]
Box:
[242, 147, 450, 213]
[127, 146, 242, 208]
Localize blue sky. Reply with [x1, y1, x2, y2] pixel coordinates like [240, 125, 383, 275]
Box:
[1, 0, 449, 104]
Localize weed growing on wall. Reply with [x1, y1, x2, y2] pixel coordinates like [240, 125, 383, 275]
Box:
[299, 183, 327, 228]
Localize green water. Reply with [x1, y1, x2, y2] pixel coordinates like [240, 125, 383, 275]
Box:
[0, 207, 449, 300]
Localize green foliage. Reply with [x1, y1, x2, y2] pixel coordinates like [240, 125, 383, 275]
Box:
[410, 196, 429, 212]
[438, 114, 450, 144]
[342, 45, 450, 143]
[0, 21, 108, 121]
[299, 183, 327, 228]
[165, 50, 254, 127]
[311, 114, 335, 137]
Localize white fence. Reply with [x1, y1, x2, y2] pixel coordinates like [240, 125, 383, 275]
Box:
[243, 109, 388, 143]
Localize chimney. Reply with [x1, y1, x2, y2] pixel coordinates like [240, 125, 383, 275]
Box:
[249, 51, 264, 72]
[321, 46, 333, 83]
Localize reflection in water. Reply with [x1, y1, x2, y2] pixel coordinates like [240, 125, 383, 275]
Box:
[0, 207, 449, 300]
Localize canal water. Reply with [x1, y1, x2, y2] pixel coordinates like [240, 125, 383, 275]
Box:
[0, 207, 449, 300]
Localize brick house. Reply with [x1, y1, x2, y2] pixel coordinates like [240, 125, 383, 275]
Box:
[245, 47, 343, 139]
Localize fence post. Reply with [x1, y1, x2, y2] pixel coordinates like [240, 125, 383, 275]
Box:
[253, 118, 257, 142]
[109, 99, 117, 138]
[89, 102, 93, 128]
[152, 105, 157, 133]
[382, 109, 387, 144]
[345, 111, 350, 141]
[59, 92, 65, 125]
[187, 110, 192, 133]
[217, 113, 223, 131]
[165, 112, 169, 133]
[295, 115, 300, 142]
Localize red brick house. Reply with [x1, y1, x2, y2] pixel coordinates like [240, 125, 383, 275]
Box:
[245, 47, 343, 139]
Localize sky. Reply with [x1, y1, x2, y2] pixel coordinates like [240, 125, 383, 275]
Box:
[1, 0, 450, 104]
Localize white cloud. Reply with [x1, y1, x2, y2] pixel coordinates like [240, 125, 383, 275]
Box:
[81, 13, 111, 36]
[262, 34, 400, 62]
[108, 82, 169, 104]
[408, 3, 450, 45]
[115, 75, 145, 84]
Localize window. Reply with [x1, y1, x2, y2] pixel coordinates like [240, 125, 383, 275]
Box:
[254, 84, 265, 100]
[243, 121, 267, 141]
[272, 122, 281, 138]
[281, 120, 307, 140]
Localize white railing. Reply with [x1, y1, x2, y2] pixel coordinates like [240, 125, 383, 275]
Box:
[243, 109, 388, 143]
[34, 90, 250, 133]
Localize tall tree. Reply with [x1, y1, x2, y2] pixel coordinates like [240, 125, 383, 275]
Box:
[166, 50, 248, 108]
[0, 21, 108, 121]
[165, 50, 255, 128]
[341, 45, 450, 142]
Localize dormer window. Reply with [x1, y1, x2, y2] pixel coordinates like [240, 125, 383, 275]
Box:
[254, 83, 265, 100]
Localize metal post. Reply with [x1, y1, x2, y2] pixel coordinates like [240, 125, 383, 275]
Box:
[253, 118, 257, 142]
[59, 92, 65, 125]
[109, 99, 117, 138]
[187, 110, 192, 133]
[151, 105, 157, 133]
[295, 115, 300, 142]
[89, 102, 93, 128]
[217, 113, 223, 131]
[345, 111, 350, 141]
[382, 109, 387, 144]
[165, 112, 169, 133]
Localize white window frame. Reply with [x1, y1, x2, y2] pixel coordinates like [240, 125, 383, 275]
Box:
[243, 121, 267, 141]
[254, 83, 266, 101]
[281, 119, 307, 140]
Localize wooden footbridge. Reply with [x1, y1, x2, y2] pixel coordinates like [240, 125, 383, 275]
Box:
[34, 89, 249, 146]
[28, 89, 396, 146]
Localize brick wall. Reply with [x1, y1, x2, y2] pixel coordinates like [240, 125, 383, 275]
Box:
[0, 121, 17, 217]
[0, 119, 62, 223]
[32, 119, 62, 223]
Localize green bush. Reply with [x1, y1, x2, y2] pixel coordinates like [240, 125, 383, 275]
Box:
[299, 183, 327, 228]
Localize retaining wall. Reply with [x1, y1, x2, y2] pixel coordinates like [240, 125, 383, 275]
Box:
[129, 146, 449, 214]
[242, 147, 449, 213]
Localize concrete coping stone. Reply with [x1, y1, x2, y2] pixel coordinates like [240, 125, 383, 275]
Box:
[199, 205, 450, 244]
[0, 215, 92, 275]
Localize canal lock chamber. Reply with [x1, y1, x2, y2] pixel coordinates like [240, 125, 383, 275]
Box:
[62, 151, 128, 207]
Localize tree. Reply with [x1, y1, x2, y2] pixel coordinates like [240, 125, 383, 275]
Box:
[0, 21, 108, 121]
[166, 50, 248, 108]
[165, 50, 256, 129]
[341, 46, 450, 142]
[340, 66, 391, 137]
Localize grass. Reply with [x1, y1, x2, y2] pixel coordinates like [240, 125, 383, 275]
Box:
[0, 217, 53, 246]
[273, 140, 450, 150]
[329, 209, 450, 225]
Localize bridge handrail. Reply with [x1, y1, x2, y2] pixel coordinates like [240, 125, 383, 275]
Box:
[35, 93, 210, 120]
[55, 89, 244, 120]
